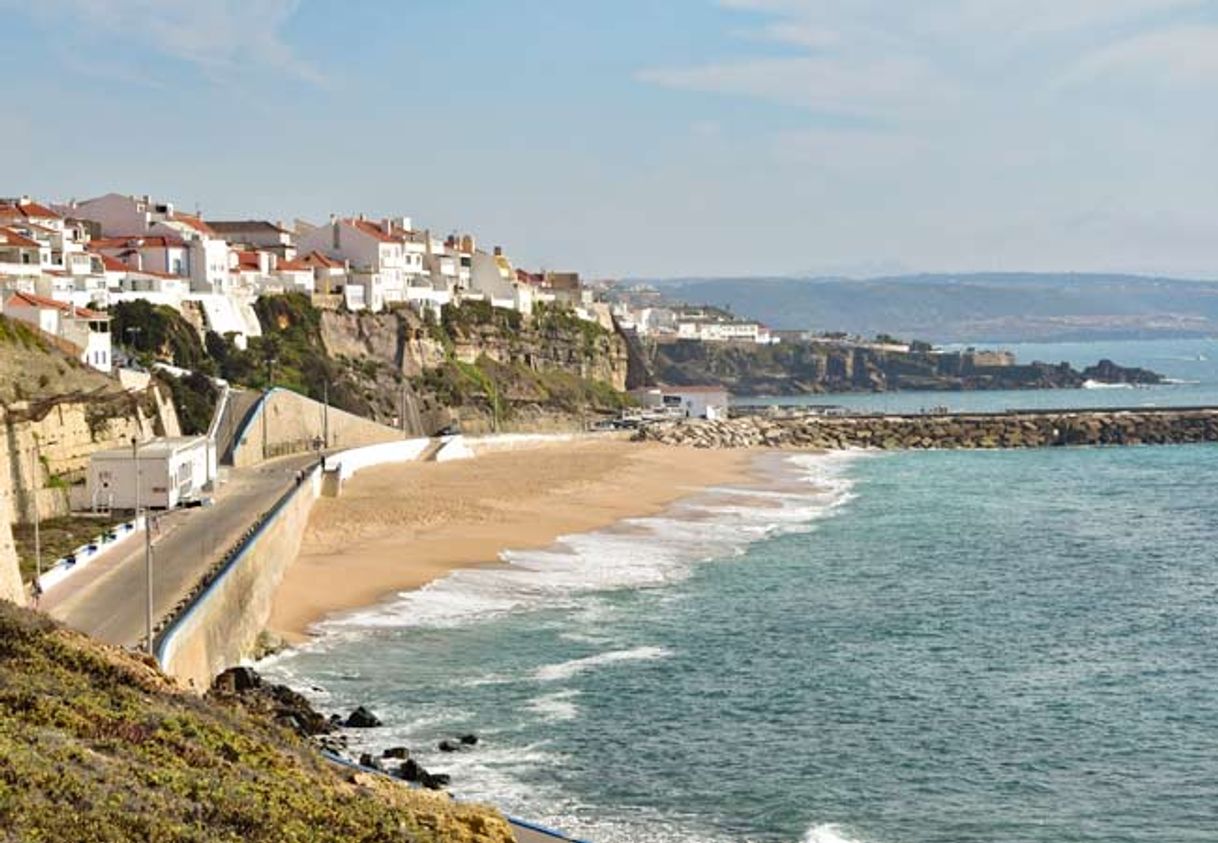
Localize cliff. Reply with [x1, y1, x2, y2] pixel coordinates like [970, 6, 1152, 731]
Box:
[317, 300, 629, 433]
[0, 316, 181, 594]
[0, 601, 512, 842]
[639, 339, 1161, 396]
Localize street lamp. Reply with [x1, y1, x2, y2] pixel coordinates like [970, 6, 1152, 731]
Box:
[262, 357, 277, 460]
[132, 435, 154, 654]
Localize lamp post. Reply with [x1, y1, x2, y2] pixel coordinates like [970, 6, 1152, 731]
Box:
[132, 435, 153, 654]
[262, 356, 277, 460]
[31, 436, 42, 590]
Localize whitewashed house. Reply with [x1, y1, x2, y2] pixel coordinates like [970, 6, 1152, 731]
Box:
[1, 290, 112, 372]
[65, 193, 229, 292]
[0, 226, 49, 278]
[297, 215, 417, 311]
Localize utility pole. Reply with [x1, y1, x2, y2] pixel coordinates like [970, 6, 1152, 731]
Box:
[262, 357, 276, 461]
[323, 380, 330, 447]
[31, 437, 42, 587]
[133, 436, 153, 654]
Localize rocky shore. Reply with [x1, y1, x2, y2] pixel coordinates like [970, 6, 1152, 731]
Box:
[636, 408, 1218, 450]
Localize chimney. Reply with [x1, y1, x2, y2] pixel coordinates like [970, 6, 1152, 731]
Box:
[494, 246, 503, 257]
[383, 217, 394, 235]
[357, 212, 366, 222]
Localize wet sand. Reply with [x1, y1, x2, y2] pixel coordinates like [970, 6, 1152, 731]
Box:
[269, 439, 756, 640]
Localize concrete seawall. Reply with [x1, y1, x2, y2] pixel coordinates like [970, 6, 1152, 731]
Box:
[156, 437, 432, 689]
[639, 407, 1218, 450]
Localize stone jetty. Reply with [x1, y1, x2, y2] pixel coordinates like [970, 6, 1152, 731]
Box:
[636, 407, 1218, 450]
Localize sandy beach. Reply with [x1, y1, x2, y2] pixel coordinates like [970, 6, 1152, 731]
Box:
[269, 439, 757, 639]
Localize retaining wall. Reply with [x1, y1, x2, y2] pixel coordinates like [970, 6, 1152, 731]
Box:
[157, 437, 431, 688]
[156, 470, 321, 689]
[230, 388, 406, 468]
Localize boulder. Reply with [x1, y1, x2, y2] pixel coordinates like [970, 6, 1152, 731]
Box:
[344, 706, 383, 728]
[212, 666, 262, 694]
[358, 753, 385, 771]
[458, 733, 479, 747]
[382, 746, 410, 760]
[438, 739, 460, 753]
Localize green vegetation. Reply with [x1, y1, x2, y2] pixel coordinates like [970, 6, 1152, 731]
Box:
[111, 300, 209, 371]
[0, 602, 511, 842]
[159, 371, 220, 436]
[0, 314, 47, 350]
[12, 517, 125, 583]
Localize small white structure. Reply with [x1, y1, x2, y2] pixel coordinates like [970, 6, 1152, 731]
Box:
[87, 436, 214, 511]
[632, 385, 730, 421]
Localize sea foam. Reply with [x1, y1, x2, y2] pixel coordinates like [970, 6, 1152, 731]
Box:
[307, 450, 863, 639]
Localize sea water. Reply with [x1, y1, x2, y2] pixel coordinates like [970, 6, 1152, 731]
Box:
[262, 341, 1218, 842]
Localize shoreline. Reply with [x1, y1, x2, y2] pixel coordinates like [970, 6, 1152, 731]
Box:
[267, 440, 761, 642]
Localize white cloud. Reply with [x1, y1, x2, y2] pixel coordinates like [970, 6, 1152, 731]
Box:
[1059, 25, 1218, 87]
[11, 0, 323, 84]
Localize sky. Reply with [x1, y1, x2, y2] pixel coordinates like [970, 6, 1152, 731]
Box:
[1, 0, 1216, 279]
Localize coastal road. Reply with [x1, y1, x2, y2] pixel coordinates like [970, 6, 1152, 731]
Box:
[43, 454, 317, 649]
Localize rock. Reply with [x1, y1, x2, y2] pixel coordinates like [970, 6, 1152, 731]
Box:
[423, 772, 452, 790]
[212, 666, 262, 694]
[358, 753, 385, 771]
[344, 706, 383, 728]
[382, 746, 410, 760]
[395, 759, 424, 783]
[458, 734, 479, 746]
[438, 739, 460, 753]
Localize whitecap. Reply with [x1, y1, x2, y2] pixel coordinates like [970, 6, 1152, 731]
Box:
[525, 689, 582, 721]
[532, 645, 673, 682]
[802, 823, 871, 843]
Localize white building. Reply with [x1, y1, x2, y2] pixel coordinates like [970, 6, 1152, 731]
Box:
[1, 290, 113, 372]
[65, 193, 230, 292]
[631, 385, 730, 420]
[87, 436, 214, 511]
[676, 320, 776, 344]
[207, 220, 296, 259]
[297, 215, 427, 311]
[0, 226, 47, 278]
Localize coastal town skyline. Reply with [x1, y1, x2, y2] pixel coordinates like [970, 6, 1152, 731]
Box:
[3, 1, 1217, 280]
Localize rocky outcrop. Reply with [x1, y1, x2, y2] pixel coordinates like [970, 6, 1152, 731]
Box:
[638, 408, 1218, 450]
[639, 340, 1163, 396]
[319, 303, 630, 433]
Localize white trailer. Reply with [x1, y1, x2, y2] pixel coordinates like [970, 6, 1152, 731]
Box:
[87, 436, 211, 511]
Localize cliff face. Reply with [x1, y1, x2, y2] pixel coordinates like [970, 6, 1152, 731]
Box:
[642, 340, 1161, 396]
[318, 302, 629, 433]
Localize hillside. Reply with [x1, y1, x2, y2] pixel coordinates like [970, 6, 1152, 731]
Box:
[0, 601, 512, 842]
[653, 274, 1218, 343]
[0, 315, 119, 404]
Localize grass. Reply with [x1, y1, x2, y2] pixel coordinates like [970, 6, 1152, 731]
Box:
[0, 602, 513, 842]
[11, 516, 126, 583]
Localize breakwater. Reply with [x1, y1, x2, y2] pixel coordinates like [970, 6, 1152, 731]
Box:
[637, 407, 1218, 449]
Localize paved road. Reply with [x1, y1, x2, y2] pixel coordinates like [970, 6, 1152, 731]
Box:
[43, 454, 317, 648]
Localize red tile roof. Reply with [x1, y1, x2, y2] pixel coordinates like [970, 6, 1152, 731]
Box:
[295, 250, 345, 269]
[5, 290, 107, 320]
[170, 212, 216, 236]
[0, 199, 61, 221]
[0, 226, 42, 250]
[345, 218, 396, 243]
[91, 252, 180, 279]
[232, 249, 262, 271]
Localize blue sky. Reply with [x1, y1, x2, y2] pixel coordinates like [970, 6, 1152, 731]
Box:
[1, 0, 1216, 279]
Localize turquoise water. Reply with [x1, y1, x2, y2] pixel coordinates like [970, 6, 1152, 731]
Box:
[263, 340, 1218, 842]
[738, 337, 1218, 413]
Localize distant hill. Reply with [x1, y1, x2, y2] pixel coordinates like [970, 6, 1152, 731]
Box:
[649, 273, 1218, 343]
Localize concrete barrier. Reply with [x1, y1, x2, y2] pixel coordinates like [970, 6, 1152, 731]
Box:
[155, 470, 321, 689]
[230, 388, 405, 468]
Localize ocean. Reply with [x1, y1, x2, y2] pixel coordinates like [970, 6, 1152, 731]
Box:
[261, 339, 1218, 843]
